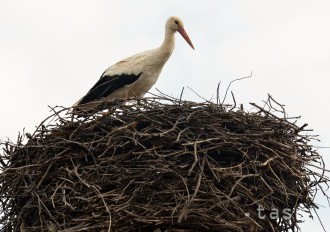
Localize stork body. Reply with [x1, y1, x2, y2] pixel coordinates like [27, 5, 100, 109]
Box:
[73, 16, 194, 112]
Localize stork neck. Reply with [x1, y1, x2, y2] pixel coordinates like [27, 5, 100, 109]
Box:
[159, 30, 175, 55]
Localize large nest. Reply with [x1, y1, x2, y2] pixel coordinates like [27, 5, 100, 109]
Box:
[0, 95, 328, 232]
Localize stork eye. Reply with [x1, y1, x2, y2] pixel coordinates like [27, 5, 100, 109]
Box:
[174, 20, 179, 25]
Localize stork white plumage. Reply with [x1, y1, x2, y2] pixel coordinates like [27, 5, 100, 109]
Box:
[73, 16, 194, 112]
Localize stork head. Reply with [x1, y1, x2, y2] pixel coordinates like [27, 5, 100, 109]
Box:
[166, 16, 195, 50]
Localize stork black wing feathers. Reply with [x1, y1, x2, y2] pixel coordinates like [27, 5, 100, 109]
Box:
[78, 73, 142, 105]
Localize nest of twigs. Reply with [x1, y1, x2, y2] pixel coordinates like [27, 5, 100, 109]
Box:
[0, 95, 328, 232]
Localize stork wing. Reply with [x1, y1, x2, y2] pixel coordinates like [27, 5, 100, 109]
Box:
[77, 73, 142, 105]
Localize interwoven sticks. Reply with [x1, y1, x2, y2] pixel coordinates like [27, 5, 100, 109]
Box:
[0, 96, 327, 232]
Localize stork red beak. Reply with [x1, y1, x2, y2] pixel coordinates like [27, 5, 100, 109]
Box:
[178, 26, 195, 50]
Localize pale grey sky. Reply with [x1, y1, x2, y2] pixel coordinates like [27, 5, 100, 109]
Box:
[1, 0, 330, 230]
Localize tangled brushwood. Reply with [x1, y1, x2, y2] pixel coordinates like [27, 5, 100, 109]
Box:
[0, 95, 328, 232]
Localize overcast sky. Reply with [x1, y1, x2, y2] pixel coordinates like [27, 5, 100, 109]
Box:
[1, 0, 330, 230]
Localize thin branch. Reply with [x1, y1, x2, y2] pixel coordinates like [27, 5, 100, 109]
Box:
[222, 71, 252, 104]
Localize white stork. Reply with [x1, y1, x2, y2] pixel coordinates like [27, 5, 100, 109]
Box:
[73, 16, 194, 113]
